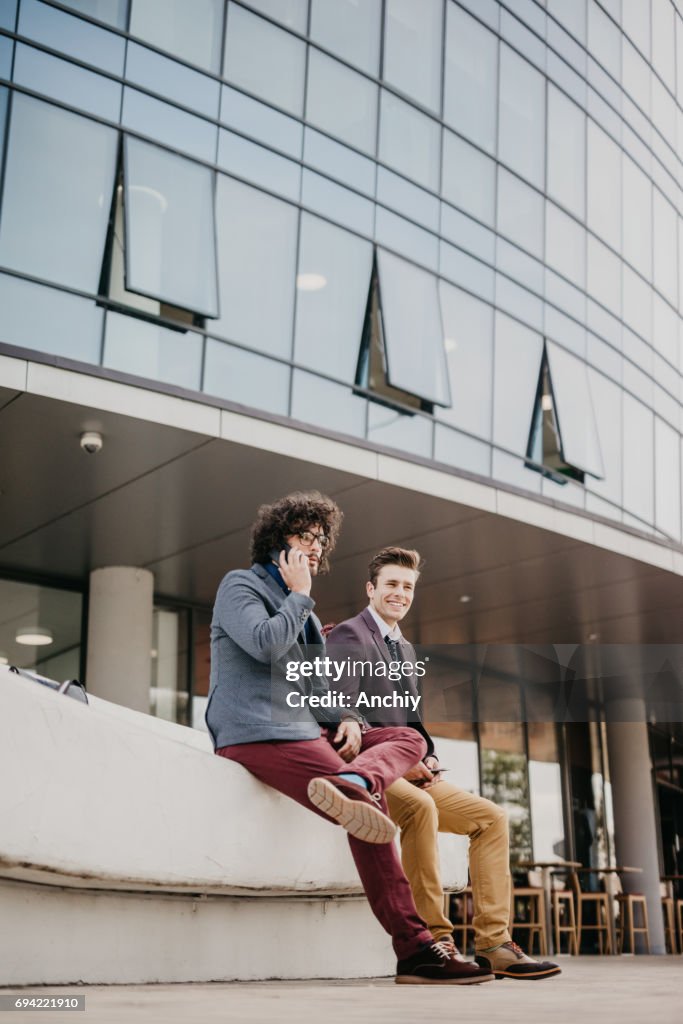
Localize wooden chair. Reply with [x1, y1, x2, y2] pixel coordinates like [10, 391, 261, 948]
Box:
[677, 899, 683, 954]
[568, 870, 613, 954]
[552, 888, 579, 955]
[448, 887, 475, 956]
[614, 875, 650, 954]
[661, 884, 678, 954]
[511, 873, 548, 956]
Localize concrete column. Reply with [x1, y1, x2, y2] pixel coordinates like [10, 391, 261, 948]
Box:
[86, 567, 154, 713]
[604, 700, 666, 954]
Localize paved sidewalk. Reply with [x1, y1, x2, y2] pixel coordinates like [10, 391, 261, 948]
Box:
[2, 958, 681, 1024]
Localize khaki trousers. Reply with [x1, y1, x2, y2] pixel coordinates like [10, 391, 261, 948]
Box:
[385, 777, 512, 950]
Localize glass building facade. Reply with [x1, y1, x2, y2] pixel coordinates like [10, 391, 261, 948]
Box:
[0, 0, 682, 540]
[2, 0, 683, 895]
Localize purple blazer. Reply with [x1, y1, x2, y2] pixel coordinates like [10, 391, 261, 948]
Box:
[327, 608, 435, 757]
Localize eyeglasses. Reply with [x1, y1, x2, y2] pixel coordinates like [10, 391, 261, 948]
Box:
[297, 530, 329, 550]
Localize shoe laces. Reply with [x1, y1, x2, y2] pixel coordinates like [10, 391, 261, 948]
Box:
[503, 941, 525, 958]
[430, 940, 453, 960]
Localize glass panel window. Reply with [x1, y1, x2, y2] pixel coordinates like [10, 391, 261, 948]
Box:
[121, 87, 217, 164]
[302, 169, 374, 236]
[585, 368, 622, 507]
[376, 249, 450, 407]
[303, 128, 376, 195]
[622, 153, 652, 281]
[378, 90, 440, 191]
[437, 281, 493, 440]
[498, 44, 545, 190]
[0, 272, 103, 362]
[294, 213, 373, 382]
[653, 190, 678, 308]
[0, 94, 117, 292]
[0, 35, 11, 78]
[55, 0, 128, 30]
[103, 310, 203, 390]
[444, 3, 498, 154]
[654, 417, 681, 540]
[0, 579, 83, 681]
[309, 0, 381, 75]
[217, 129, 301, 203]
[224, 4, 305, 117]
[241, 0, 308, 33]
[383, 0, 443, 113]
[123, 137, 219, 317]
[125, 41, 220, 120]
[622, 393, 654, 523]
[367, 404, 433, 457]
[18, 0, 125, 74]
[12, 42, 122, 122]
[587, 120, 621, 252]
[203, 339, 290, 415]
[0, 0, 17, 31]
[528, 721, 566, 862]
[586, 235, 621, 315]
[622, 0, 650, 58]
[588, 0, 621, 80]
[220, 84, 303, 160]
[497, 168, 544, 259]
[441, 130, 495, 227]
[129, 0, 224, 72]
[492, 312, 544, 455]
[651, 0, 676, 92]
[545, 202, 586, 289]
[306, 49, 378, 155]
[545, 341, 604, 478]
[214, 175, 297, 358]
[547, 84, 585, 220]
[291, 370, 367, 438]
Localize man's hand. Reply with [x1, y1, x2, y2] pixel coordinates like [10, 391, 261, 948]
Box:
[279, 547, 312, 595]
[403, 761, 436, 788]
[333, 720, 362, 762]
[424, 755, 439, 772]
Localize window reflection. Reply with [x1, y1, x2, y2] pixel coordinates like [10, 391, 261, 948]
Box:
[528, 722, 566, 862]
[444, 3, 498, 154]
[19, 0, 126, 74]
[123, 137, 219, 317]
[498, 44, 545, 190]
[150, 606, 190, 726]
[214, 175, 298, 358]
[309, 0, 381, 75]
[306, 49, 378, 155]
[130, 0, 224, 72]
[378, 90, 440, 192]
[383, 0, 443, 113]
[56, 0, 128, 30]
[0, 94, 117, 293]
[0, 579, 82, 682]
[224, 3, 305, 117]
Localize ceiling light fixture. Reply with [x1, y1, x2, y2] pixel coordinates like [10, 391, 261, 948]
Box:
[459, 594, 472, 604]
[296, 272, 327, 291]
[16, 627, 54, 646]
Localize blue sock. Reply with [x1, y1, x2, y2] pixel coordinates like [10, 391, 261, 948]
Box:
[337, 772, 369, 790]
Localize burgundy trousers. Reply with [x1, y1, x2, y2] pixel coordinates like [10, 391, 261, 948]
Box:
[217, 726, 433, 960]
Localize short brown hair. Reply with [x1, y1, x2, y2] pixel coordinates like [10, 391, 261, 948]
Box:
[250, 491, 342, 574]
[367, 547, 423, 587]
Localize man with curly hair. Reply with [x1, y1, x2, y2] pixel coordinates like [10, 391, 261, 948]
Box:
[207, 492, 491, 985]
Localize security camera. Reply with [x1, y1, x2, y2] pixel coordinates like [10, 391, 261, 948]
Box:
[80, 431, 103, 454]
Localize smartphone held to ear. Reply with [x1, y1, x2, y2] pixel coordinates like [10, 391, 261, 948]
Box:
[269, 543, 292, 565]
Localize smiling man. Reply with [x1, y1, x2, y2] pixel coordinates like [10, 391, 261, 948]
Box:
[207, 496, 491, 984]
[327, 547, 561, 980]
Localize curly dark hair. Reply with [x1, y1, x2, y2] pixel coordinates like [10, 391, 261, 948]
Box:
[250, 491, 343, 574]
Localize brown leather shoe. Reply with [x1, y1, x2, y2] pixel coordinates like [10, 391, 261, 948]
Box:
[396, 941, 495, 985]
[475, 941, 561, 979]
[307, 775, 397, 844]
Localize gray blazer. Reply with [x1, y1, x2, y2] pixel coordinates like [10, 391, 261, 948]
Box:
[206, 562, 334, 749]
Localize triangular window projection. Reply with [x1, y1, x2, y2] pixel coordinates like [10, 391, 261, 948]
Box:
[355, 249, 451, 413]
[99, 137, 219, 329]
[526, 343, 604, 484]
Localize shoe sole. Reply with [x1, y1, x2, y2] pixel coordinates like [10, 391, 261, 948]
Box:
[395, 973, 495, 986]
[307, 778, 397, 844]
[493, 967, 562, 980]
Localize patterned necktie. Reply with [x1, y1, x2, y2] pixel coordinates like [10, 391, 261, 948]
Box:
[384, 634, 402, 662]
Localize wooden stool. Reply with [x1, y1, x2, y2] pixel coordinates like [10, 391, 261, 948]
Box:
[661, 895, 677, 954]
[616, 893, 650, 953]
[552, 889, 578, 955]
[448, 887, 475, 955]
[511, 886, 548, 956]
[677, 899, 683, 954]
[569, 871, 613, 954]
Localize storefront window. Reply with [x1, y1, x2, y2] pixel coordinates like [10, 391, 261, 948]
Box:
[0, 578, 82, 681]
